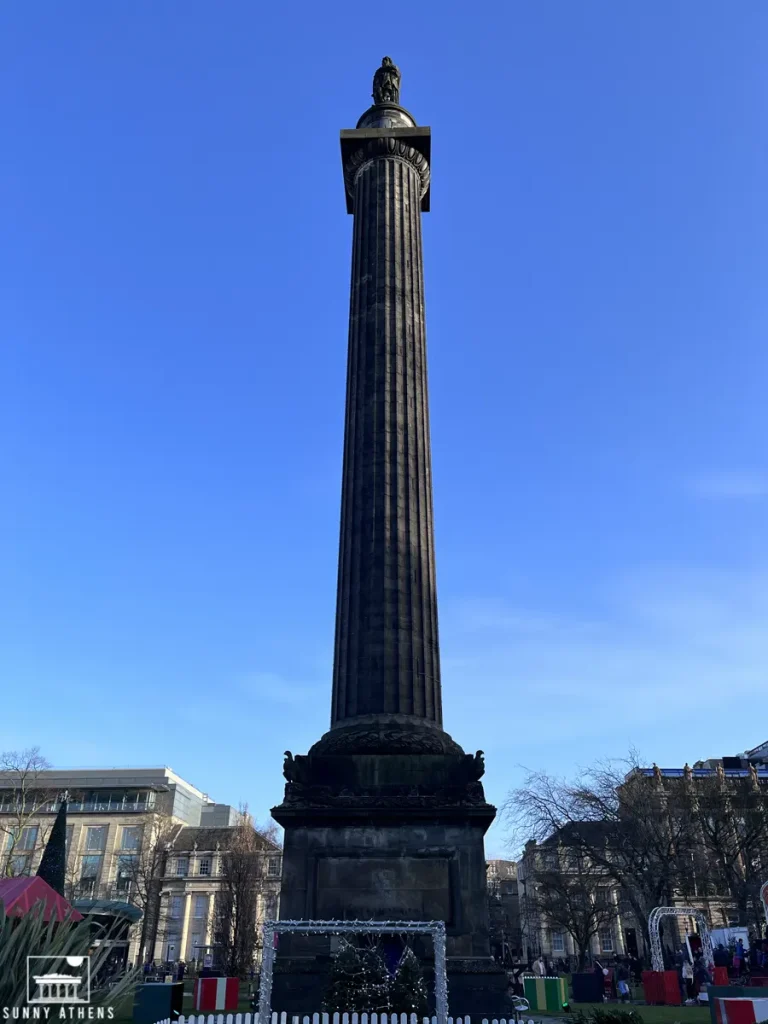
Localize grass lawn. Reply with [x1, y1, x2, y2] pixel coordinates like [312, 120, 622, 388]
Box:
[551, 1006, 711, 1024]
[109, 980, 713, 1024]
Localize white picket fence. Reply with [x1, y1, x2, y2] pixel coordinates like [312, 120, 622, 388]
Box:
[155, 1015, 534, 1024]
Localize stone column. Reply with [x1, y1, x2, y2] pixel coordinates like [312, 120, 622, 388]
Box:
[270, 62, 507, 1015]
[332, 129, 440, 730]
[204, 891, 215, 947]
[179, 892, 192, 960]
[104, 821, 119, 893]
[613, 888, 626, 954]
[154, 891, 173, 961]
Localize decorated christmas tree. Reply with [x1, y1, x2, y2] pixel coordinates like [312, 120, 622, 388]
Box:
[360, 945, 391, 1012]
[36, 797, 67, 897]
[323, 940, 391, 1013]
[389, 946, 429, 1017]
[322, 940, 361, 1011]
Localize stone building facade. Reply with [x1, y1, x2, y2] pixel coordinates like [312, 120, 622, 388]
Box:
[517, 743, 768, 965]
[0, 766, 281, 967]
[486, 859, 522, 963]
[517, 831, 628, 964]
[154, 824, 282, 965]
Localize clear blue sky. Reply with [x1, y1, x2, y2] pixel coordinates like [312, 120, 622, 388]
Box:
[2, 2, 767, 854]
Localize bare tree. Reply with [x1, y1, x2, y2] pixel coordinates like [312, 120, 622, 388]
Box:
[214, 807, 274, 979]
[62, 809, 181, 963]
[122, 814, 182, 963]
[0, 748, 54, 877]
[691, 773, 768, 929]
[523, 839, 619, 970]
[505, 753, 699, 952]
[255, 819, 283, 849]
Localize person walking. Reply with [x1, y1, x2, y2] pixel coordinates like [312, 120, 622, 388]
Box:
[693, 955, 711, 999]
[682, 958, 694, 1002]
[630, 955, 642, 985]
[675, 947, 687, 1005]
[733, 944, 743, 977]
[714, 944, 730, 969]
[616, 960, 631, 1003]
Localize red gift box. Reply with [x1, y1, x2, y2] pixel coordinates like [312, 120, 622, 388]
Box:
[714, 998, 768, 1024]
[643, 971, 666, 1004]
[662, 970, 682, 1006]
[193, 977, 239, 1012]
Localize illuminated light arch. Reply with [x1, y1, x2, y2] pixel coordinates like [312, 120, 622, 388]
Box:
[649, 906, 714, 973]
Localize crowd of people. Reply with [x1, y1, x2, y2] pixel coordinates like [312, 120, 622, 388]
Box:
[500, 931, 768, 1010]
[141, 958, 190, 981]
[715, 935, 768, 976]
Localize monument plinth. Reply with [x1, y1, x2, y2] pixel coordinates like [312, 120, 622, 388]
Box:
[271, 58, 506, 1015]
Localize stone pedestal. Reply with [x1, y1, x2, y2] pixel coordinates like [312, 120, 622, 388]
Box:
[271, 724, 507, 1015]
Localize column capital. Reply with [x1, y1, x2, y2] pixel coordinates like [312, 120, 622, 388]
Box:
[340, 127, 431, 213]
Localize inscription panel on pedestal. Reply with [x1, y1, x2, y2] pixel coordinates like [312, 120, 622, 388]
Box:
[313, 855, 454, 924]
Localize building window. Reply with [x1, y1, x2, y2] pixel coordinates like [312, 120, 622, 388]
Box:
[169, 895, 183, 919]
[17, 827, 39, 851]
[600, 929, 614, 953]
[65, 825, 74, 857]
[73, 789, 151, 813]
[267, 857, 280, 878]
[194, 895, 207, 919]
[198, 857, 211, 876]
[85, 826, 107, 852]
[563, 849, 578, 871]
[263, 895, 277, 920]
[9, 854, 31, 876]
[176, 857, 189, 877]
[551, 930, 565, 953]
[125, 790, 149, 811]
[190, 932, 202, 960]
[94, 791, 111, 812]
[116, 854, 137, 892]
[120, 826, 142, 851]
[81, 854, 102, 879]
[80, 854, 102, 892]
[596, 887, 611, 906]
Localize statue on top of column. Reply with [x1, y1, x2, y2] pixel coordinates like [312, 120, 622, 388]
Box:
[373, 56, 401, 105]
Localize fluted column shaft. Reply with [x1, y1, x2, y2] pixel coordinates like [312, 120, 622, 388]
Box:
[331, 140, 442, 728]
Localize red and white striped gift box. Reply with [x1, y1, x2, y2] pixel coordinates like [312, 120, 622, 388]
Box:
[192, 977, 240, 1012]
[714, 997, 768, 1024]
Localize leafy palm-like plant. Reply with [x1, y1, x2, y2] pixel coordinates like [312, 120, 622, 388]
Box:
[0, 900, 140, 1008]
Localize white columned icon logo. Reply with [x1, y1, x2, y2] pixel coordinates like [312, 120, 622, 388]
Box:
[27, 956, 91, 1004]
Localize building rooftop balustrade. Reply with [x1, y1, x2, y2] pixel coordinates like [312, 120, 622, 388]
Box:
[637, 767, 768, 778]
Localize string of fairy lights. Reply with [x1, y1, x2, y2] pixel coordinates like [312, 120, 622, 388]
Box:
[258, 920, 449, 1024]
